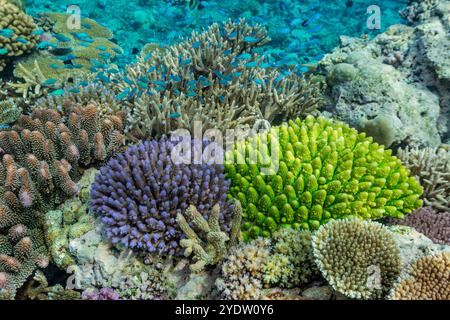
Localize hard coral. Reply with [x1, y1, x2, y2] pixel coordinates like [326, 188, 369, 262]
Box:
[312, 219, 401, 300]
[112, 19, 321, 140]
[226, 116, 423, 240]
[90, 138, 234, 256]
[177, 201, 242, 272]
[0, 0, 38, 71]
[389, 251, 450, 300]
[388, 207, 450, 246]
[216, 238, 270, 300]
[398, 147, 450, 212]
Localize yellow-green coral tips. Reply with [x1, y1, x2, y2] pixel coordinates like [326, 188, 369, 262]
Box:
[225, 116, 423, 240]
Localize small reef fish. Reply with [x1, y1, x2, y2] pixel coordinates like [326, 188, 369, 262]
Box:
[164, 0, 199, 10]
[15, 37, 29, 44]
[49, 89, 65, 96]
[31, 29, 45, 36]
[302, 13, 321, 27]
[236, 53, 252, 60]
[191, 41, 201, 49]
[37, 41, 58, 49]
[0, 48, 8, 55]
[243, 36, 260, 43]
[0, 28, 14, 38]
[42, 78, 57, 86]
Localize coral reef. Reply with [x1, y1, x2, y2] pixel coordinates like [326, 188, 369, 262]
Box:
[388, 207, 450, 246]
[0, 99, 21, 126]
[90, 138, 234, 256]
[398, 147, 450, 212]
[262, 228, 317, 288]
[21, 270, 81, 300]
[0, 0, 38, 71]
[177, 201, 242, 272]
[81, 288, 120, 300]
[389, 251, 450, 300]
[216, 238, 270, 300]
[312, 219, 401, 300]
[226, 116, 423, 239]
[111, 19, 321, 140]
[318, 0, 450, 148]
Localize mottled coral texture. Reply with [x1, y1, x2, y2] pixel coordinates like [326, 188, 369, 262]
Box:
[312, 219, 401, 300]
[90, 138, 234, 256]
[226, 116, 424, 240]
[390, 252, 450, 300]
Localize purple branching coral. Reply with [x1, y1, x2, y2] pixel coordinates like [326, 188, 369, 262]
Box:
[82, 288, 120, 300]
[90, 137, 234, 256]
[389, 207, 450, 245]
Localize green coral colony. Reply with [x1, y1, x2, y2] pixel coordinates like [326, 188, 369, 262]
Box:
[226, 116, 423, 239]
[0, 0, 449, 301]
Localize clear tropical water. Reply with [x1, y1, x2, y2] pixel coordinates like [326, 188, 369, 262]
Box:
[25, 0, 408, 67]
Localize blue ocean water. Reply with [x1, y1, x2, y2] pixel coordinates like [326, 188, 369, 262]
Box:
[25, 0, 408, 67]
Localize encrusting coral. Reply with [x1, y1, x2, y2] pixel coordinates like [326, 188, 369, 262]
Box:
[389, 251, 450, 300]
[312, 219, 402, 300]
[109, 19, 321, 140]
[388, 206, 450, 246]
[177, 201, 242, 272]
[20, 270, 81, 300]
[397, 147, 450, 212]
[0, 0, 39, 72]
[226, 115, 424, 240]
[90, 138, 235, 256]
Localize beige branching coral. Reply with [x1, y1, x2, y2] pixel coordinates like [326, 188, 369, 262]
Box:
[398, 147, 450, 212]
[0, 0, 38, 71]
[177, 201, 242, 272]
[312, 219, 402, 300]
[113, 19, 321, 140]
[389, 252, 450, 300]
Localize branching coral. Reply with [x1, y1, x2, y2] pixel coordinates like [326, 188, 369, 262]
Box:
[109, 19, 321, 140]
[215, 238, 270, 300]
[90, 138, 234, 256]
[0, 102, 123, 294]
[177, 201, 242, 272]
[226, 116, 424, 240]
[82, 288, 120, 300]
[388, 206, 450, 246]
[312, 219, 402, 300]
[0, 0, 39, 71]
[262, 228, 318, 288]
[389, 252, 450, 300]
[0, 99, 21, 126]
[397, 147, 450, 212]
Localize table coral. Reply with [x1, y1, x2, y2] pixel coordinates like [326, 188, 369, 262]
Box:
[0, 0, 38, 72]
[389, 251, 450, 300]
[312, 219, 402, 300]
[226, 116, 423, 240]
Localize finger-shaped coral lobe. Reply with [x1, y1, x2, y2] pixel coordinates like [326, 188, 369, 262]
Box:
[226, 116, 424, 240]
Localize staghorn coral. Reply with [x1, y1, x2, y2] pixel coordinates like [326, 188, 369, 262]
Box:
[0, 0, 39, 71]
[389, 251, 450, 300]
[90, 138, 234, 256]
[226, 116, 424, 240]
[33, 82, 122, 116]
[398, 147, 450, 212]
[0, 99, 21, 125]
[110, 19, 321, 140]
[177, 201, 242, 272]
[388, 207, 450, 246]
[262, 228, 318, 289]
[312, 219, 402, 300]
[215, 238, 270, 300]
